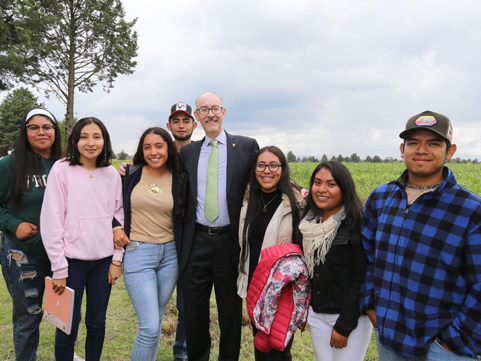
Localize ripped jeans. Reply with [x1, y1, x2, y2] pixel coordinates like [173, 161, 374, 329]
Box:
[0, 233, 51, 361]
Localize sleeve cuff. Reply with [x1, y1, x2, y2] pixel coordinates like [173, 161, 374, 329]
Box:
[113, 249, 124, 262]
[333, 320, 354, 337]
[6, 217, 23, 235]
[52, 268, 68, 279]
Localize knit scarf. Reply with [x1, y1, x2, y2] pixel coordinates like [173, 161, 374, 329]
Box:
[299, 206, 346, 278]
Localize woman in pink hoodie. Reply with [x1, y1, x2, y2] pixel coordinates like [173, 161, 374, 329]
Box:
[41, 117, 126, 361]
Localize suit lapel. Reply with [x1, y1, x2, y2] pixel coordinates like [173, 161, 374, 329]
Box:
[189, 139, 203, 201]
[226, 132, 236, 194]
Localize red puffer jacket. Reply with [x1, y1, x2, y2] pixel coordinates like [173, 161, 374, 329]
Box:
[247, 243, 311, 352]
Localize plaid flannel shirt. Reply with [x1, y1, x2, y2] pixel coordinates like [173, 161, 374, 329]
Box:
[361, 167, 481, 357]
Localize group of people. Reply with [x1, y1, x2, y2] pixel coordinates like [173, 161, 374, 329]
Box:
[1, 91, 480, 361]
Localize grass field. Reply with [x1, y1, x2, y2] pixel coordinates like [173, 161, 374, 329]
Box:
[290, 162, 481, 200]
[1, 162, 480, 360]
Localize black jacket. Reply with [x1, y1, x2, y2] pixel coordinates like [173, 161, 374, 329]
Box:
[179, 132, 259, 272]
[309, 221, 367, 337]
[122, 164, 184, 257]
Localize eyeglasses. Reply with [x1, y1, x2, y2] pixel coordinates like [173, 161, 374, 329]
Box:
[255, 163, 282, 172]
[196, 106, 224, 115]
[26, 124, 55, 133]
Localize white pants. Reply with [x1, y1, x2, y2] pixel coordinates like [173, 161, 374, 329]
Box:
[308, 307, 372, 361]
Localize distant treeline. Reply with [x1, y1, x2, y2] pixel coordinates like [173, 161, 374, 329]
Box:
[286, 151, 479, 164]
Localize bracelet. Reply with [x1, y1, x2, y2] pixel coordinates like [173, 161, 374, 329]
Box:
[111, 261, 122, 267]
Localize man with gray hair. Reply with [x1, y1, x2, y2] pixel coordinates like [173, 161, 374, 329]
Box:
[179, 92, 259, 361]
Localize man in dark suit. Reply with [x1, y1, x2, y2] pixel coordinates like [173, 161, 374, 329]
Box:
[179, 92, 259, 361]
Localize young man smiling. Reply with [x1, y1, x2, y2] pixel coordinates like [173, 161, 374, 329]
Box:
[167, 102, 195, 361]
[361, 110, 481, 360]
[167, 102, 197, 152]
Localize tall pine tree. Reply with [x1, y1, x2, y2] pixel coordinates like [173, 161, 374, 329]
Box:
[0, 87, 43, 156]
[1, 0, 138, 140]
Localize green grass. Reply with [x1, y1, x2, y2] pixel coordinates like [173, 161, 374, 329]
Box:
[290, 162, 481, 201]
[3, 162, 481, 360]
[0, 275, 321, 360]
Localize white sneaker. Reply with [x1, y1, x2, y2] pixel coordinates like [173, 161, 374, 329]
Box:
[73, 352, 85, 361]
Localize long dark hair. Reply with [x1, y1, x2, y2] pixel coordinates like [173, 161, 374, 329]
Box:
[239, 146, 301, 274]
[65, 117, 113, 167]
[132, 127, 185, 221]
[10, 108, 62, 207]
[303, 161, 362, 229]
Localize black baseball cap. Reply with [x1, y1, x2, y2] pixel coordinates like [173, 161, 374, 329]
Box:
[169, 102, 193, 119]
[399, 110, 453, 145]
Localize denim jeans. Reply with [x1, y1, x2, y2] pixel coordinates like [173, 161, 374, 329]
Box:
[55, 256, 112, 361]
[173, 283, 188, 359]
[123, 240, 179, 361]
[0, 233, 51, 361]
[375, 329, 479, 361]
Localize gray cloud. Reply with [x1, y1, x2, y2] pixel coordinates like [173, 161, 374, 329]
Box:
[2, 0, 481, 160]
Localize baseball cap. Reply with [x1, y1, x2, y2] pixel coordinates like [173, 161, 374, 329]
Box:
[399, 110, 453, 145]
[169, 102, 193, 119]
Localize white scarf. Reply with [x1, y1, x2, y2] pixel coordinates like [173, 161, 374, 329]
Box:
[299, 206, 346, 278]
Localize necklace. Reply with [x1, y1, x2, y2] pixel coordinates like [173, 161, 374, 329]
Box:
[146, 183, 163, 196]
[405, 182, 441, 205]
[81, 167, 96, 178]
[261, 193, 279, 212]
[406, 181, 441, 191]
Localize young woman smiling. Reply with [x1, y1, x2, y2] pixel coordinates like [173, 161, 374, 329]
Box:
[114, 127, 185, 361]
[41, 117, 124, 361]
[0, 108, 62, 361]
[237, 145, 305, 360]
[299, 161, 371, 361]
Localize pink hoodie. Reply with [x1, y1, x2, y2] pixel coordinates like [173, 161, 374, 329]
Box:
[40, 160, 124, 279]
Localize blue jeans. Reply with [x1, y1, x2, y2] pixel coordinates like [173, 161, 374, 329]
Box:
[123, 241, 179, 361]
[55, 257, 112, 361]
[173, 283, 188, 359]
[375, 329, 479, 361]
[0, 234, 51, 361]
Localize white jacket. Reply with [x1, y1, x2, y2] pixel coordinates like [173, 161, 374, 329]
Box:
[237, 184, 305, 298]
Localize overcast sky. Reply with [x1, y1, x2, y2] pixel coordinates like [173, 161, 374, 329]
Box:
[5, 0, 481, 160]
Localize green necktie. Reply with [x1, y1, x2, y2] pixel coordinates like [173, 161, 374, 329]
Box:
[205, 139, 219, 223]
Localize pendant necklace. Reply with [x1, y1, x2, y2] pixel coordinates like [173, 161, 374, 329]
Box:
[261, 193, 279, 212]
[88, 170, 94, 178]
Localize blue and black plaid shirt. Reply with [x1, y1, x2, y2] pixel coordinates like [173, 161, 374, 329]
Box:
[361, 167, 481, 357]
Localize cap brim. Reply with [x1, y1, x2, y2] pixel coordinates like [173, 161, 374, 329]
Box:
[399, 128, 450, 144]
[169, 110, 193, 119]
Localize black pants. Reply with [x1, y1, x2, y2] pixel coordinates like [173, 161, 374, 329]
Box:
[251, 325, 294, 361]
[181, 230, 242, 361]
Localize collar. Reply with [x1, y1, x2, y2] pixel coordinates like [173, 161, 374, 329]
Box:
[396, 166, 455, 194]
[203, 130, 226, 147]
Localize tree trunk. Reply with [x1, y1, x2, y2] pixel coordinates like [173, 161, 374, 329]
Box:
[64, 0, 76, 143]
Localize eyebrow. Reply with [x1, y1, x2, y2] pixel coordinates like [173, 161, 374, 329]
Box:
[314, 177, 335, 182]
[406, 136, 443, 142]
[144, 142, 165, 146]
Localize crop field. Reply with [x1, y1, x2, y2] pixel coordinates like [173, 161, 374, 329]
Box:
[289, 162, 481, 202]
[112, 160, 481, 201]
[1, 161, 480, 360]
